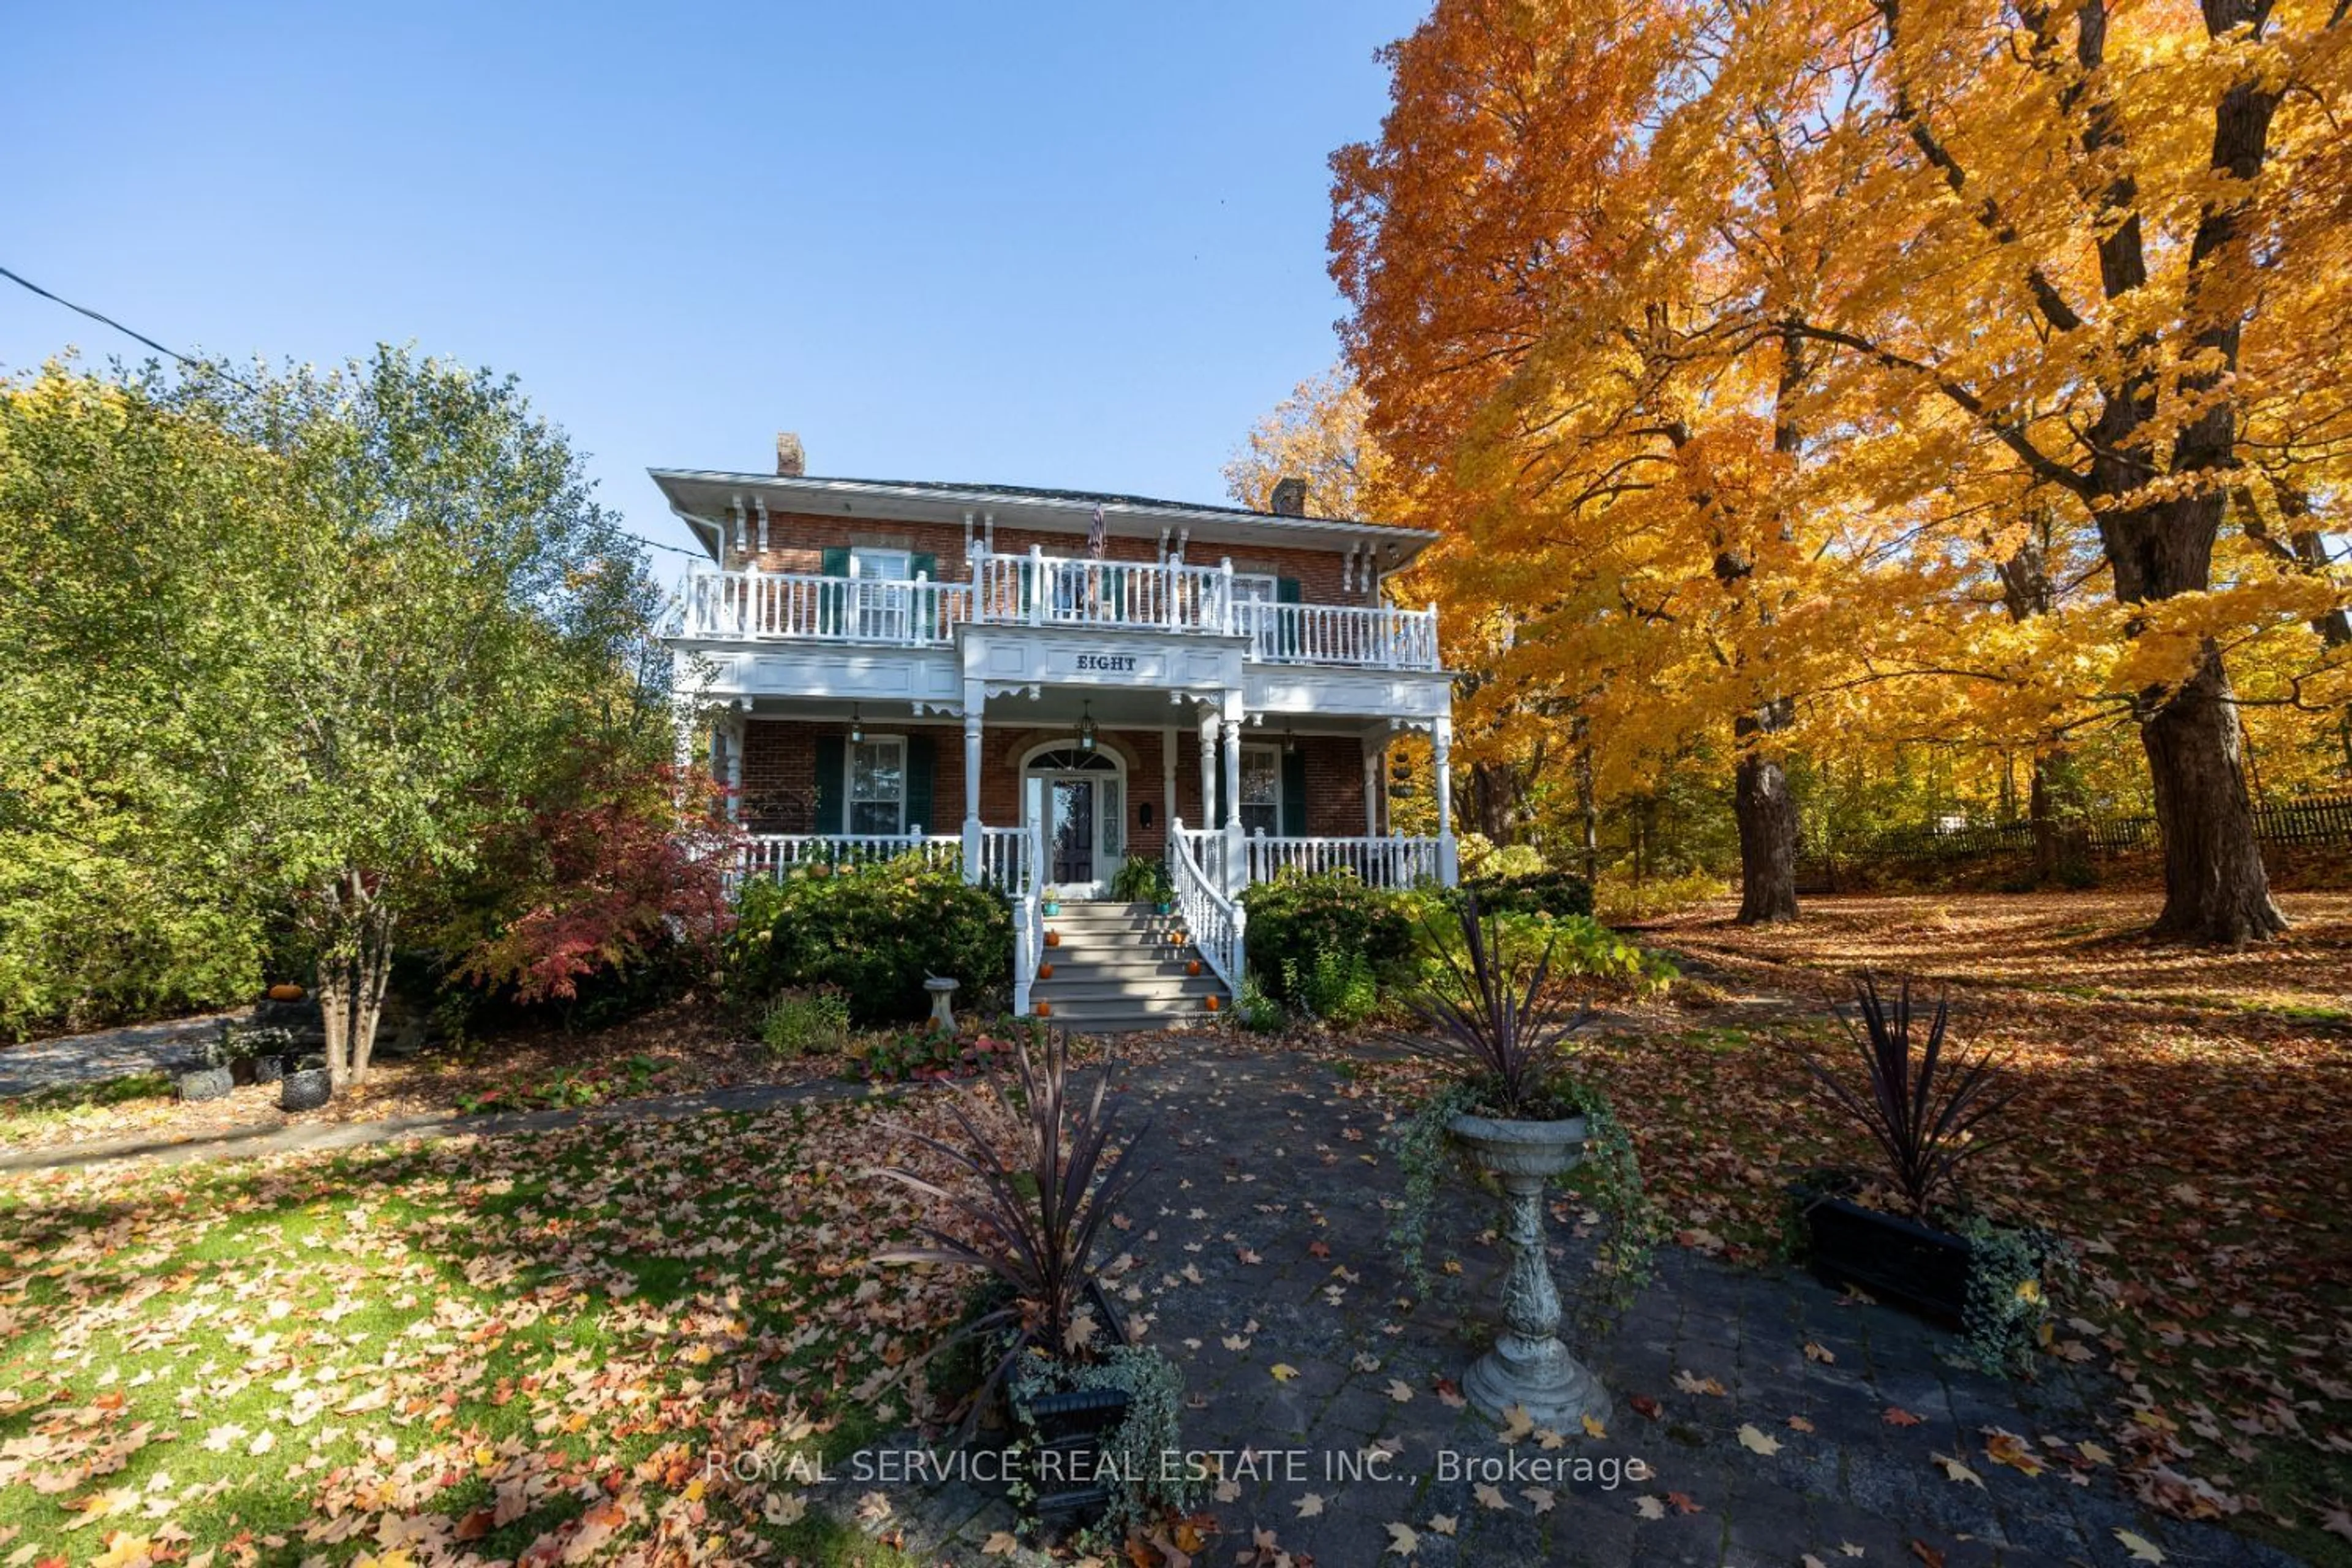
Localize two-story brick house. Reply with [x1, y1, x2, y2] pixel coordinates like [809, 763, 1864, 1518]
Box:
[662, 435, 1458, 1028]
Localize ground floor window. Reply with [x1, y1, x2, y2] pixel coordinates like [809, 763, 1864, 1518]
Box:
[849, 737, 906, 834]
[1240, 744, 1280, 838]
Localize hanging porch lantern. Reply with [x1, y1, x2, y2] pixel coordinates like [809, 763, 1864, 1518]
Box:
[1077, 701, 1098, 753]
[848, 703, 864, 744]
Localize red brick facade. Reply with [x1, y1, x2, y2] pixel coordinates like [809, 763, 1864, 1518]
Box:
[736, 719, 1370, 846]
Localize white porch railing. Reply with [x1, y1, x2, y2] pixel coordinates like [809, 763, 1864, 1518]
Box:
[676, 547, 1442, 671]
[737, 831, 959, 883]
[1235, 600, 1438, 671]
[679, 570, 970, 644]
[1167, 818, 1245, 994]
[976, 825, 1033, 896]
[1244, 832, 1442, 889]
[973, 548, 1235, 635]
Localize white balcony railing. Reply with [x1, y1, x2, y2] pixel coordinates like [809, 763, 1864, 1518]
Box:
[675, 546, 1441, 671]
[679, 571, 970, 644]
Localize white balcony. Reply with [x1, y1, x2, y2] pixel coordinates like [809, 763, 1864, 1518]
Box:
[674, 546, 1441, 672]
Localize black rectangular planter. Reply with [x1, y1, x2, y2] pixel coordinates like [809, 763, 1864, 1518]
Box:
[1789, 1175, 1971, 1323]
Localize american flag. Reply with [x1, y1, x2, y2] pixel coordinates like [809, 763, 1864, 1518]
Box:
[1087, 504, 1107, 559]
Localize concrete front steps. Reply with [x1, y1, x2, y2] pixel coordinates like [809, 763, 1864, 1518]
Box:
[1031, 900, 1227, 1032]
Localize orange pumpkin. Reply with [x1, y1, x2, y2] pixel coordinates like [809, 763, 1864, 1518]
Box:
[1186, 959, 1202, 977]
[1035, 1000, 1053, 1017]
[266, 982, 306, 1003]
[1045, 929, 1061, 948]
[1038, 962, 1055, 979]
[1205, 995, 1221, 1012]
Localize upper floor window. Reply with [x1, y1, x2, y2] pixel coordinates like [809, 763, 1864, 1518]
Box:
[851, 547, 912, 581]
[1231, 572, 1279, 604]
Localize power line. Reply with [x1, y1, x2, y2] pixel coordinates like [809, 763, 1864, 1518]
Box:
[0, 262, 255, 391]
[0, 260, 707, 562]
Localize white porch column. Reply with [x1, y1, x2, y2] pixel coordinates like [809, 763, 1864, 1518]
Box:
[1220, 696, 1246, 897]
[716, 709, 747, 823]
[1162, 725, 1179, 848]
[1360, 737, 1381, 837]
[1196, 714, 1218, 834]
[1433, 714, 1459, 886]
[960, 679, 986, 884]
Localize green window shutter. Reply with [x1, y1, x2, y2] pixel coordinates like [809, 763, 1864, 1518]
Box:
[1281, 747, 1308, 836]
[1276, 576, 1303, 604]
[903, 735, 936, 834]
[910, 552, 938, 580]
[1276, 578, 1303, 656]
[813, 735, 845, 833]
[818, 549, 851, 635]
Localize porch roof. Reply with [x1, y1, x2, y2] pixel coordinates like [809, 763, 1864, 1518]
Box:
[650, 469, 1439, 566]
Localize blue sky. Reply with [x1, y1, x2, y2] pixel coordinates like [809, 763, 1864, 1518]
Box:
[1, 2, 1423, 569]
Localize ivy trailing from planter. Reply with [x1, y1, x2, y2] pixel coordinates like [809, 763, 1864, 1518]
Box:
[1008, 1344, 1197, 1544]
[1385, 1076, 1657, 1342]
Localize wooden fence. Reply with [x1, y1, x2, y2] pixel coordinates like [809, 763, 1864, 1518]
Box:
[1797, 792, 2352, 889]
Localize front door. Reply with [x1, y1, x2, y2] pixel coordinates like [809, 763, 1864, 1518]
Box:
[1051, 778, 1095, 886]
[1026, 750, 1125, 897]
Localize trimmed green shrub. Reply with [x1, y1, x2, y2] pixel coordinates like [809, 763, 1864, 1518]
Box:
[1468, 867, 1596, 920]
[725, 856, 1011, 1024]
[1240, 871, 1416, 1005]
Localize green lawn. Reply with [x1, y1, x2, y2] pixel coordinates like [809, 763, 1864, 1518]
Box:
[0, 1099, 965, 1567]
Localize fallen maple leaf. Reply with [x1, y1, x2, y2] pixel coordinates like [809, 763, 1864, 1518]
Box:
[2113, 1529, 2166, 1562]
[1803, 1341, 1837, 1364]
[1386, 1379, 1414, 1404]
[1737, 1423, 1781, 1456]
[1629, 1394, 1662, 1419]
[1667, 1491, 1704, 1514]
[1883, 1406, 1926, 1427]
[1294, 1494, 1324, 1519]
[1520, 1486, 1556, 1514]
[1672, 1370, 1727, 1397]
[1427, 1514, 1456, 1536]
[1635, 1496, 1667, 1520]
[1581, 1413, 1607, 1439]
[1931, 1454, 1985, 1489]
[1497, 1404, 1536, 1443]
[1474, 1483, 1510, 1511]
[1270, 1364, 1299, 1383]
[1789, 1414, 1815, 1432]
[981, 1531, 1020, 1556]
[1384, 1521, 1418, 1555]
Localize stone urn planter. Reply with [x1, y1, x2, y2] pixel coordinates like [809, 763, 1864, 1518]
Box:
[1447, 1109, 1611, 1430]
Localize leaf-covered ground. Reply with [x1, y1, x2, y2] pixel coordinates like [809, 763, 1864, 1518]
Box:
[1579, 891, 2352, 1561]
[0, 1096, 983, 1568]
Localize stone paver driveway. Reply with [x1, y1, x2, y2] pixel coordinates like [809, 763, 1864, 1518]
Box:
[837, 1048, 2296, 1567]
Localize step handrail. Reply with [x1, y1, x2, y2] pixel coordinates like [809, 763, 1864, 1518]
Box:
[1167, 816, 1245, 994]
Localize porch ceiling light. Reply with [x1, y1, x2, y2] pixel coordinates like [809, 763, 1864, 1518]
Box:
[1283, 724, 1298, 755]
[848, 704, 864, 744]
[1077, 701, 1098, 753]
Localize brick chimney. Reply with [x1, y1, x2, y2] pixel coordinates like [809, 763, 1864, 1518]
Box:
[1270, 476, 1308, 516]
[775, 432, 806, 477]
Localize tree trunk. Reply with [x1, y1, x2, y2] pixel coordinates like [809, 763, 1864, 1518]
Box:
[2028, 750, 2064, 883]
[1733, 701, 1799, 923]
[315, 949, 350, 1093]
[2138, 642, 2286, 942]
[349, 901, 397, 1086]
[1574, 715, 1598, 883]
